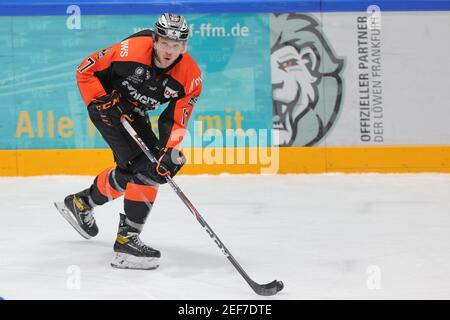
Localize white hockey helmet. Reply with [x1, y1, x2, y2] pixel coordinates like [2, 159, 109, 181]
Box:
[154, 13, 189, 41]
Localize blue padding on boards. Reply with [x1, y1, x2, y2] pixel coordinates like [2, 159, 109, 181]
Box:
[0, 0, 449, 16]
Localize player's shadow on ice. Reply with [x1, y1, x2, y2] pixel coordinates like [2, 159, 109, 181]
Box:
[52, 239, 113, 258]
[158, 244, 237, 277]
[50, 240, 241, 277]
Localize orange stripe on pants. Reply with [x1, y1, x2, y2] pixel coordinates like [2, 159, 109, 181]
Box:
[96, 168, 123, 199]
[125, 183, 158, 202]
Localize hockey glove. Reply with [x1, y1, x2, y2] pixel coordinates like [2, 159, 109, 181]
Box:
[92, 90, 134, 127]
[152, 147, 186, 184]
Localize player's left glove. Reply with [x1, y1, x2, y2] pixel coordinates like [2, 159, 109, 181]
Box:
[92, 90, 134, 127]
[151, 147, 186, 184]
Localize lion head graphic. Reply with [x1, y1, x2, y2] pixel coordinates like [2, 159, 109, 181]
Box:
[271, 13, 344, 146]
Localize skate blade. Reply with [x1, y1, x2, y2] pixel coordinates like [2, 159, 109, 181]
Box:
[111, 252, 159, 270]
[54, 202, 92, 240]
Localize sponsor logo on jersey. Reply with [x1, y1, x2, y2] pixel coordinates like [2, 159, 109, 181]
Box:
[97, 47, 112, 59]
[127, 67, 147, 85]
[126, 75, 143, 85]
[145, 70, 151, 80]
[120, 39, 129, 57]
[164, 86, 178, 99]
[187, 96, 198, 107]
[188, 75, 202, 94]
[122, 80, 159, 105]
[135, 67, 145, 76]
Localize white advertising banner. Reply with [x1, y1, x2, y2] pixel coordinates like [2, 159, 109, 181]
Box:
[271, 11, 450, 147]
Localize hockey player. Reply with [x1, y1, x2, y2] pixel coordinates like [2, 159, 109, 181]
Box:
[55, 14, 202, 270]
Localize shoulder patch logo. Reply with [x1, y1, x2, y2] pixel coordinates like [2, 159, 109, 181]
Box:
[97, 47, 112, 59]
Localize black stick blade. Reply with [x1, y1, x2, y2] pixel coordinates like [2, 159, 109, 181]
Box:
[252, 280, 284, 296]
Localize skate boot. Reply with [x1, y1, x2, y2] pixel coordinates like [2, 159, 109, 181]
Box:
[111, 213, 160, 270]
[54, 189, 99, 239]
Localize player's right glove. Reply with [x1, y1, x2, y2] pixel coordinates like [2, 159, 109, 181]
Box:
[151, 147, 186, 184]
[91, 90, 134, 127]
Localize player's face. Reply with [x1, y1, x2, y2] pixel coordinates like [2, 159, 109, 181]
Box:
[154, 37, 186, 68]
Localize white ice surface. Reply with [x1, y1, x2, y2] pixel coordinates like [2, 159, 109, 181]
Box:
[1, 173, 450, 299]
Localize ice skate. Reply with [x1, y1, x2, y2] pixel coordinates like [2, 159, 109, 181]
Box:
[111, 213, 160, 270]
[54, 189, 98, 239]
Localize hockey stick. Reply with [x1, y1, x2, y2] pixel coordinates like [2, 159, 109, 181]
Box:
[121, 118, 284, 296]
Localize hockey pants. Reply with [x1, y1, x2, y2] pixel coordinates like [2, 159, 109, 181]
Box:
[86, 104, 161, 226]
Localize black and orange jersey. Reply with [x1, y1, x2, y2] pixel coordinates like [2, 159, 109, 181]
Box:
[76, 30, 202, 149]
